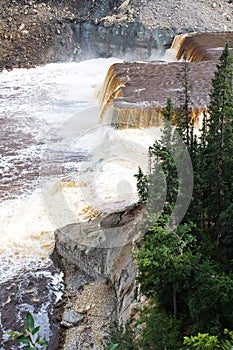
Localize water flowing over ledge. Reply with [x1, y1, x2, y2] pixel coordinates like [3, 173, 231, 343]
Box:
[52, 32, 233, 348]
[172, 32, 233, 62]
[2, 30, 233, 349]
[100, 32, 233, 128]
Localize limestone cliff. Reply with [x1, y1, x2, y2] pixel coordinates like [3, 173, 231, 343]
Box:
[54, 204, 143, 348]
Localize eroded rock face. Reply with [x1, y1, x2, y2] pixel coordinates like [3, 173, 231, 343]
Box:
[54, 204, 143, 323]
[72, 21, 175, 61]
[2, 0, 233, 69]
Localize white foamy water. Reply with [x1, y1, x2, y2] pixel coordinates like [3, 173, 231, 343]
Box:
[0, 57, 162, 283]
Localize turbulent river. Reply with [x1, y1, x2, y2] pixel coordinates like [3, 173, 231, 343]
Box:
[0, 57, 163, 348]
[0, 58, 121, 282]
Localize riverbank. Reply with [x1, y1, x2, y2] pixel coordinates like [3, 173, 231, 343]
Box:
[0, 0, 233, 69]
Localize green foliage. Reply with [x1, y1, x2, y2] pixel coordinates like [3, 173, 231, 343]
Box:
[134, 166, 148, 202]
[221, 329, 233, 350]
[183, 333, 220, 350]
[108, 344, 119, 350]
[183, 330, 233, 350]
[134, 217, 195, 301]
[8, 311, 48, 349]
[104, 321, 138, 350]
[138, 307, 181, 350]
[133, 44, 233, 348]
[176, 57, 192, 147]
[203, 43, 233, 232]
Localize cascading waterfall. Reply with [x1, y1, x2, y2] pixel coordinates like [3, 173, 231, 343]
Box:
[2, 31, 232, 348]
[99, 61, 209, 129]
[171, 32, 233, 62]
[1, 58, 137, 348]
[2, 35, 233, 266]
[99, 32, 233, 130]
[100, 64, 125, 122]
[171, 32, 213, 62]
[0, 58, 122, 283]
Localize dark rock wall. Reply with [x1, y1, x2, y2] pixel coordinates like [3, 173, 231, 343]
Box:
[72, 21, 175, 60]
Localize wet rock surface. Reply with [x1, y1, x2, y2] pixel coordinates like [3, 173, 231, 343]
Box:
[72, 21, 175, 61]
[100, 59, 216, 128]
[100, 32, 233, 128]
[0, 263, 64, 349]
[112, 60, 216, 108]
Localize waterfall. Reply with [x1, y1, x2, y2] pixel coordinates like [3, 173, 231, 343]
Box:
[99, 32, 233, 129]
[99, 64, 125, 122]
[171, 32, 233, 62]
[2, 31, 233, 348]
[99, 61, 210, 129]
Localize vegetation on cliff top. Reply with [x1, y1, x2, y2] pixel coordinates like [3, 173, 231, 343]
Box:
[112, 43, 233, 349]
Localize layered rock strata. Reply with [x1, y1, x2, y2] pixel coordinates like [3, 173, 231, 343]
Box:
[2, 0, 233, 69]
[54, 204, 143, 348]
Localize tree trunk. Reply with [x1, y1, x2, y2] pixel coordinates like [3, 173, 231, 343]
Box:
[173, 287, 177, 318]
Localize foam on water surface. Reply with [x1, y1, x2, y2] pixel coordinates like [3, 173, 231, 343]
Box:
[0, 58, 123, 281]
[0, 57, 163, 283]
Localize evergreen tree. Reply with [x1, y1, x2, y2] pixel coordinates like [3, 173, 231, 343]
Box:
[203, 43, 233, 242]
[134, 166, 148, 202]
[148, 98, 178, 217]
[132, 45, 233, 348]
[184, 113, 207, 234]
[176, 56, 192, 147]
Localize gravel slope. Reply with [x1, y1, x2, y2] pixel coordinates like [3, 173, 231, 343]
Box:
[0, 0, 233, 69]
[132, 0, 233, 31]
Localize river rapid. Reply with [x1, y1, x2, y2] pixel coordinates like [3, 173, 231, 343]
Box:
[0, 52, 176, 347]
[0, 57, 161, 348]
[0, 58, 120, 283]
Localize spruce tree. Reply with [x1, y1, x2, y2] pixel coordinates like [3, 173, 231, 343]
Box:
[148, 98, 178, 217]
[203, 43, 233, 241]
[133, 45, 233, 347]
[176, 57, 192, 147]
[134, 166, 148, 202]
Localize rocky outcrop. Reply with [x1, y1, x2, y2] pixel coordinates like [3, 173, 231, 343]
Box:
[2, 0, 174, 69]
[53, 204, 143, 348]
[54, 204, 143, 326]
[1, 0, 233, 69]
[72, 21, 174, 61]
[0, 0, 121, 69]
